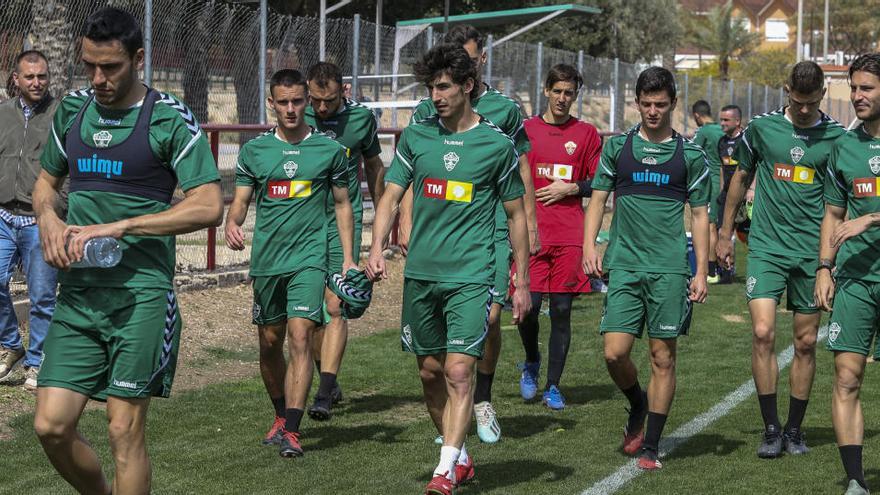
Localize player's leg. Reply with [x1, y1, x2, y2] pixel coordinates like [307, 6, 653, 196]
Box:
[309, 288, 346, 420]
[601, 270, 648, 455]
[833, 352, 867, 492]
[638, 337, 677, 470]
[707, 223, 719, 283]
[543, 293, 573, 410]
[516, 291, 544, 400]
[252, 275, 290, 445]
[418, 354, 447, 432]
[106, 396, 151, 495]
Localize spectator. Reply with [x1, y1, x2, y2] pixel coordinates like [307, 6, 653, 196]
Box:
[0, 50, 59, 390]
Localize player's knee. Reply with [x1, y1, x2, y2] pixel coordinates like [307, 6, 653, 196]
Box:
[604, 349, 628, 367]
[793, 332, 817, 354]
[443, 362, 473, 389]
[326, 299, 343, 318]
[286, 330, 310, 355]
[834, 367, 863, 397]
[650, 353, 676, 375]
[419, 365, 444, 386]
[752, 322, 775, 347]
[107, 416, 144, 450]
[34, 414, 74, 445]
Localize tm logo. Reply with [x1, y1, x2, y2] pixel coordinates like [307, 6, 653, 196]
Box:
[77, 154, 123, 179]
[632, 169, 670, 186]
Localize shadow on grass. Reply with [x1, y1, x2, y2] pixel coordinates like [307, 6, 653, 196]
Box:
[666, 433, 747, 459]
[459, 459, 575, 491]
[305, 423, 407, 451]
[799, 426, 880, 449]
[564, 383, 618, 405]
[339, 393, 424, 414]
[501, 414, 577, 439]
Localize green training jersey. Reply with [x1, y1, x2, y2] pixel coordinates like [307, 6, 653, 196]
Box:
[734, 107, 846, 258]
[41, 87, 219, 289]
[693, 122, 724, 187]
[592, 126, 711, 275]
[411, 84, 530, 237]
[386, 116, 525, 284]
[824, 125, 880, 282]
[305, 98, 381, 221]
[235, 128, 348, 277]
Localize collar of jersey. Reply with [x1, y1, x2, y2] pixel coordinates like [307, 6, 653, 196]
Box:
[782, 106, 823, 128]
[273, 126, 313, 145]
[437, 115, 481, 134]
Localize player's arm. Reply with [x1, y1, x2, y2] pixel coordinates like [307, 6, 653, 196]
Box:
[366, 183, 406, 281]
[518, 154, 539, 254]
[397, 186, 413, 255]
[717, 168, 750, 266]
[582, 189, 609, 278]
[689, 205, 709, 303]
[504, 197, 531, 324]
[225, 186, 253, 251]
[831, 211, 880, 248]
[332, 183, 357, 271]
[815, 203, 847, 311]
[33, 171, 71, 268]
[363, 154, 386, 205]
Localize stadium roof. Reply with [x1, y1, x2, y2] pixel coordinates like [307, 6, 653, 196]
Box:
[396, 4, 601, 28]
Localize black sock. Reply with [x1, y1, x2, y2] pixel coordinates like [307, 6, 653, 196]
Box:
[317, 372, 336, 398]
[517, 292, 544, 364]
[271, 396, 286, 418]
[546, 293, 573, 388]
[622, 382, 645, 411]
[784, 396, 808, 432]
[284, 408, 304, 433]
[839, 445, 866, 489]
[757, 393, 781, 430]
[642, 412, 668, 452]
[708, 261, 718, 276]
[474, 372, 495, 403]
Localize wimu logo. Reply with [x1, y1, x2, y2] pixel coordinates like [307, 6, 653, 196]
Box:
[632, 169, 670, 186]
[77, 154, 124, 179]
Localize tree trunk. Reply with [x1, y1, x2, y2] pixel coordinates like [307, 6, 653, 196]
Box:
[182, 0, 210, 123]
[29, 0, 74, 97]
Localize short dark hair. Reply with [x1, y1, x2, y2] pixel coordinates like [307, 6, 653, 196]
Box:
[691, 99, 711, 117]
[307, 62, 343, 89]
[413, 43, 478, 100]
[269, 69, 308, 97]
[82, 7, 143, 57]
[786, 61, 824, 94]
[14, 50, 48, 72]
[636, 66, 676, 100]
[442, 24, 484, 51]
[849, 53, 880, 81]
[720, 104, 742, 119]
[545, 64, 583, 91]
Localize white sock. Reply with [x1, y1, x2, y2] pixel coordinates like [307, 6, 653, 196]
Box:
[434, 446, 460, 480]
[458, 443, 469, 464]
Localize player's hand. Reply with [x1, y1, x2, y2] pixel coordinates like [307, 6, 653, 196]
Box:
[535, 176, 577, 206]
[365, 248, 386, 281]
[529, 229, 540, 255]
[582, 247, 603, 278]
[814, 269, 835, 312]
[398, 221, 411, 256]
[38, 214, 71, 269]
[831, 215, 873, 248]
[715, 234, 734, 270]
[65, 221, 126, 264]
[342, 259, 359, 274]
[224, 222, 246, 251]
[689, 275, 708, 303]
[745, 188, 755, 203]
[511, 283, 531, 324]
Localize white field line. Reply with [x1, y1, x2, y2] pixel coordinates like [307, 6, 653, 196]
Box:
[580, 325, 829, 495]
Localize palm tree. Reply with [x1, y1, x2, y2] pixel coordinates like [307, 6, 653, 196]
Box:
[686, 1, 760, 80]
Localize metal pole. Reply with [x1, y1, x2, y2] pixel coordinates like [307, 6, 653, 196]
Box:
[823, 0, 829, 61]
[485, 34, 493, 87]
[259, 0, 267, 124]
[352, 14, 360, 101]
[427, 26, 434, 48]
[576, 49, 583, 119]
[144, 0, 153, 85]
[320, 0, 326, 61]
[729, 79, 734, 106]
[764, 85, 769, 113]
[779, 86, 784, 108]
[535, 42, 543, 116]
[707, 75, 713, 106]
[747, 81, 753, 121]
[611, 57, 619, 132]
[683, 72, 689, 134]
[443, 0, 450, 34]
[796, 0, 804, 61]
[373, 0, 381, 103]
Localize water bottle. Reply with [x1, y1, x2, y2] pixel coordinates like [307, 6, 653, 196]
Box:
[70, 237, 122, 268]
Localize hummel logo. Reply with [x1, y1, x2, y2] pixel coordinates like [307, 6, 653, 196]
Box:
[444, 138, 464, 146]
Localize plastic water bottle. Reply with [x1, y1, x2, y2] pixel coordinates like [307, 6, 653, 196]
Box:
[70, 237, 122, 268]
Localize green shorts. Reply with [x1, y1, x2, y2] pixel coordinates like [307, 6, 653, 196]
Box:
[252, 268, 326, 325]
[327, 213, 363, 275]
[400, 278, 494, 357]
[708, 178, 720, 225]
[493, 237, 511, 305]
[745, 253, 818, 313]
[599, 269, 692, 339]
[826, 278, 880, 357]
[38, 286, 182, 400]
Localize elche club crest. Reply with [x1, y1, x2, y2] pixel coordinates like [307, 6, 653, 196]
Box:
[564, 141, 577, 156]
[642, 156, 658, 166]
[252, 303, 262, 321]
[869, 156, 880, 175]
[829, 321, 841, 343]
[746, 276, 757, 295]
[283, 161, 298, 178]
[790, 146, 805, 164]
[443, 151, 460, 171]
[324, 130, 337, 140]
[93, 130, 113, 148]
[727, 146, 734, 156]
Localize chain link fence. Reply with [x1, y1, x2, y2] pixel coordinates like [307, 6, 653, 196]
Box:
[0, 0, 859, 284]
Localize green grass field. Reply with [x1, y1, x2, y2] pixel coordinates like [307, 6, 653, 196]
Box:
[1, 247, 879, 494]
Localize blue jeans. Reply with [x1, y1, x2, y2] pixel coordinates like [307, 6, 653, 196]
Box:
[0, 219, 57, 368]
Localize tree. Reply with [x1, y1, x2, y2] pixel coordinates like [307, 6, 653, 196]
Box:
[731, 49, 794, 88]
[685, 1, 760, 80]
[787, 0, 880, 59]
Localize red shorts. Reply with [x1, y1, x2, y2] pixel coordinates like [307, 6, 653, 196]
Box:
[511, 245, 591, 294]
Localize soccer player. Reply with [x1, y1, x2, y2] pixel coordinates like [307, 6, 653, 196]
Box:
[31, 8, 223, 493]
[716, 104, 747, 283]
[717, 61, 846, 458]
[583, 67, 710, 470]
[402, 23, 536, 444]
[814, 53, 880, 495]
[516, 64, 600, 410]
[225, 69, 355, 457]
[366, 43, 531, 494]
[304, 61, 384, 420]
[691, 100, 725, 284]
